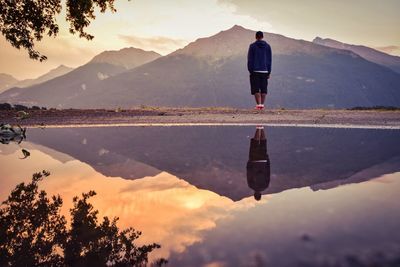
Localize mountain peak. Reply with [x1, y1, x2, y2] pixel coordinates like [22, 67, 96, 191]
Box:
[229, 24, 247, 31]
[56, 64, 71, 69]
[90, 47, 161, 69]
[0, 73, 19, 93]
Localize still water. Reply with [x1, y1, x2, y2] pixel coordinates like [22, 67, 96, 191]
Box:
[1, 126, 400, 266]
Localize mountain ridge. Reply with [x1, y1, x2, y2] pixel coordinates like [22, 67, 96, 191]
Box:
[1, 25, 400, 108]
[0, 73, 18, 94]
[313, 37, 400, 73]
[15, 65, 74, 88]
[0, 47, 162, 107]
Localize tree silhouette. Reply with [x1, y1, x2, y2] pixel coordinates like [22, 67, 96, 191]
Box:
[0, 171, 165, 267]
[0, 0, 125, 61]
[0, 171, 67, 266]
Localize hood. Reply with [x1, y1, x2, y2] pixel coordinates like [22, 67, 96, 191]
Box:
[255, 40, 268, 48]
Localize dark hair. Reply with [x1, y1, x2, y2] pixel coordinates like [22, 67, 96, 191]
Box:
[254, 191, 262, 201]
[256, 31, 263, 39]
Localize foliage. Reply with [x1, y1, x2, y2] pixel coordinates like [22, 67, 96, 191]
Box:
[0, 171, 165, 266]
[0, 0, 121, 61]
[0, 171, 66, 266]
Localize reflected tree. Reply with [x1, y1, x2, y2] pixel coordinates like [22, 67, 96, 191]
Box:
[0, 171, 66, 266]
[0, 171, 166, 267]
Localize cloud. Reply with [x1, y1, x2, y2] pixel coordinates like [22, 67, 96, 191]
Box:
[0, 35, 99, 79]
[118, 35, 189, 55]
[374, 46, 400, 56]
[217, 0, 400, 47]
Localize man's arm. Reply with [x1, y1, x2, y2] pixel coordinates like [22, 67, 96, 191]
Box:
[247, 44, 254, 73]
[267, 45, 272, 74]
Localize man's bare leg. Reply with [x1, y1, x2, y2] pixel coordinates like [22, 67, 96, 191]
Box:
[260, 94, 267, 108]
[254, 93, 261, 105]
[261, 93, 266, 105]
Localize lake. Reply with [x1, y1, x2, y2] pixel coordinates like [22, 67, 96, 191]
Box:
[1, 125, 400, 266]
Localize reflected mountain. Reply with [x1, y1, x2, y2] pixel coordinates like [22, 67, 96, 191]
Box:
[26, 126, 400, 201]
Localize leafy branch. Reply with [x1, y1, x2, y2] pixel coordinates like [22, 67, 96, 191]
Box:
[0, 0, 123, 61]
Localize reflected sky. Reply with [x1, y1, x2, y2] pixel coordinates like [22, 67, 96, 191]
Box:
[1, 126, 400, 265]
[170, 173, 400, 266]
[0, 142, 261, 261]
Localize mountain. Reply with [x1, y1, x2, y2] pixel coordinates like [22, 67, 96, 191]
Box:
[2, 25, 400, 108]
[0, 66, 73, 94]
[89, 47, 161, 69]
[0, 73, 18, 94]
[313, 37, 400, 73]
[15, 65, 74, 88]
[0, 47, 161, 107]
[78, 25, 400, 109]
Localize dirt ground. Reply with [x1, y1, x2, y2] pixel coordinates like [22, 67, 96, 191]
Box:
[1, 108, 400, 128]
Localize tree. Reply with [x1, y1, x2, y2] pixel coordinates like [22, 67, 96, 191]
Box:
[0, 0, 121, 61]
[0, 171, 166, 266]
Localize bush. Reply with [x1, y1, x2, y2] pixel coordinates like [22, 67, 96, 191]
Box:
[0, 103, 12, 110]
[13, 104, 29, 111]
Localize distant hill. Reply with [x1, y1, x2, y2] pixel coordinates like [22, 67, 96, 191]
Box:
[15, 65, 74, 88]
[313, 37, 400, 73]
[0, 73, 18, 93]
[0, 66, 73, 94]
[1, 25, 400, 108]
[0, 47, 161, 107]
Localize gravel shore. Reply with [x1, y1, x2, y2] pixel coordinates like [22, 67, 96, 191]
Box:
[1, 108, 400, 129]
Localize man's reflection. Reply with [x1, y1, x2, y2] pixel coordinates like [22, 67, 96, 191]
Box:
[246, 127, 270, 201]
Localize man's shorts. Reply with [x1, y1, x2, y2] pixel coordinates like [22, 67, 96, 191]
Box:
[250, 72, 268, 95]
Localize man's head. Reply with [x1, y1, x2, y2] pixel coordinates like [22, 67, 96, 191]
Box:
[256, 31, 264, 40]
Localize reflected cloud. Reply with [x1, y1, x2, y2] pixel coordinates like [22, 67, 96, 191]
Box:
[0, 142, 266, 261]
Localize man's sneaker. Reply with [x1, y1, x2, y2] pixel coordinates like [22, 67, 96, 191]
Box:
[254, 105, 262, 110]
[259, 104, 265, 110]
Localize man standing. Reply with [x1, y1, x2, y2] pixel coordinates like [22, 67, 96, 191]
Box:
[247, 31, 272, 110]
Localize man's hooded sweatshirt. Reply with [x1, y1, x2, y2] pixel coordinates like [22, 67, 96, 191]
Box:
[247, 40, 272, 73]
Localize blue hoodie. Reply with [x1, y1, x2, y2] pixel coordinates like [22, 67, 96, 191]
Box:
[247, 40, 272, 73]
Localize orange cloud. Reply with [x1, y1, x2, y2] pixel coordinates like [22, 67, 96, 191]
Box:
[0, 143, 266, 261]
[119, 35, 188, 55]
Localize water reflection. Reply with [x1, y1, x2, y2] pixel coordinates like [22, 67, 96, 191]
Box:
[24, 126, 400, 200]
[1, 126, 400, 266]
[0, 144, 260, 262]
[0, 124, 26, 144]
[247, 127, 270, 200]
[0, 171, 164, 267]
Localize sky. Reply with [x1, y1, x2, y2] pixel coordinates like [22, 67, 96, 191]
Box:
[1, 0, 399, 79]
